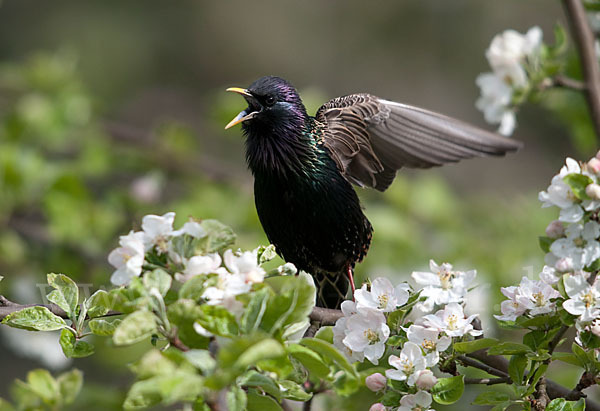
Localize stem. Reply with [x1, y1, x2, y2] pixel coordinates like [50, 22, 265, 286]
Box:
[563, 0, 600, 138]
[464, 377, 511, 385]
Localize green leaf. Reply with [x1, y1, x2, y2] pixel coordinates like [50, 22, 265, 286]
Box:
[84, 290, 112, 318]
[184, 350, 216, 375]
[226, 385, 247, 411]
[167, 299, 209, 349]
[453, 338, 499, 354]
[431, 375, 464, 405]
[246, 390, 283, 411]
[547, 398, 586, 411]
[563, 173, 592, 200]
[47, 273, 79, 319]
[487, 342, 531, 355]
[59, 329, 95, 358]
[123, 372, 204, 409]
[195, 220, 236, 253]
[196, 304, 239, 337]
[261, 275, 316, 337]
[314, 326, 334, 343]
[257, 244, 277, 264]
[552, 352, 583, 367]
[56, 369, 83, 405]
[579, 330, 600, 349]
[240, 287, 271, 334]
[2, 306, 67, 331]
[278, 380, 312, 401]
[239, 371, 281, 400]
[0, 398, 15, 411]
[26, 369, 59, 404]
[539, 236, 553, 253]
[473, 391, 510, 405]
[300, 338, 357, 378]
[143, 269, 172, 296]
[178, 276, 207, 301]
[508, 355, 528, 385]
[88, 318, 121, 336]
[572, 343, 589, 368]
[113, 310, 157, 345]
[525, 364, 548, 397]
[235, 338, 286, 369]
[287, 343, 330, 379]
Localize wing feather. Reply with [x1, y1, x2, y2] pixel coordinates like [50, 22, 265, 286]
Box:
[315, 94, 522, 191]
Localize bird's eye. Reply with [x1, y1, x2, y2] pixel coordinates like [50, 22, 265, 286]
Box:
[265, 96, 276, 106]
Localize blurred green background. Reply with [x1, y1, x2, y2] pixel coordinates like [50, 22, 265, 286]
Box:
[0, 0, 594, 409]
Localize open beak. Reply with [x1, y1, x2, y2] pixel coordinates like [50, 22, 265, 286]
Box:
[225, 87, 258, 129]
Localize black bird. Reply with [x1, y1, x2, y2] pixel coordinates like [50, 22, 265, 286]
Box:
[225, 76, 521, 308]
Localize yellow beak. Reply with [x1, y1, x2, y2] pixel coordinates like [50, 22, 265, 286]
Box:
[224, 87, 258, 129]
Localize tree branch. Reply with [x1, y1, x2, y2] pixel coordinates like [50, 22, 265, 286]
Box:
[309, 307, 343, 325]
[464, 377, 510, 385]
[563, 0, 600, 138]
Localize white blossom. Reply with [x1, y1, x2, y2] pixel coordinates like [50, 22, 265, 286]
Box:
[515, 277, 560, 316]
[422, 303, 483, 337]
[386, 342, 427, 386]
[398, 391, 434, 411]
[175, 253, 227, 283]
[172, 220, 207, 239]
[333, 316, 365, 363]
[539, 158, 584, 223]
[475, 72, 516, 136]
[343, 308, 390, 364]
[563, 276, 600, 322]
[224, 249, 266, 284]
[412, 260, 476, 310]
[109, 230, 146, 286]
[405, 324, 451, 367]
[141, 212, 176, 252]
[549, 221, 600, 270]
[355, 277, 409, 312]
[414, 369, 438, 391]
[486, 26, 543, 88]
[202, 271, 251, 306]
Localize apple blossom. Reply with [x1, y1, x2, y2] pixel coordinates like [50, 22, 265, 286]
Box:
[343, 308, 390, 364]
[109, 230, 146, 286]
[385, 342, 427, 386]
[545, 220, 566, 239]
[539, 158, 584, 223]
[398, 391, 434, 411]
[175, 253, 227, 283]
[405, 324, 451, 366]
[365, 373, 387, 392]
[563, 276, 600, 322]
[412, 260, 476, 310]
[355, 277, 409, 312]
[141, 212, 175, 253]
[414, 369, 438, 390]
[548, 221, 600, 270]
[224, 249, 266, 284]
[422, 303, 483, 337]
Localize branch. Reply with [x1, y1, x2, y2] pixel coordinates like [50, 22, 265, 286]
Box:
[309, 307, 343, 325]
[464, 377, 510, 385]
[552, 75, 587, 90]
[563, 0, 600, 138]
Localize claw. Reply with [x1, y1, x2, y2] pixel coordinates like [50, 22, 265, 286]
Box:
[347, 265, 356, 301]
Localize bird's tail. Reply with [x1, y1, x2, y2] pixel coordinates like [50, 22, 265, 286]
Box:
[313, 270, 349, 309]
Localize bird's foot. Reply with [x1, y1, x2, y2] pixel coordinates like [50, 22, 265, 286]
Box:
[347, 266, 356, 301]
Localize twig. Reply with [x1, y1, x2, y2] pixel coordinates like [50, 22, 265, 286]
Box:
[548, 325, 570, 355]
[457, 355, 510, 379]
[309, 307, 343, 325]
[563, 0, 600, 138]
[464, 377, 510, 385]
[552, 75, 587, 90]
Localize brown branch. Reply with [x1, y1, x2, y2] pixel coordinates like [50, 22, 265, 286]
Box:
[309, 307, 343, 325]
[563, 0, 600, 138]
[464, 377, 511, 385]
[457, 355, 510, 379]
[552, 75, 587, 90]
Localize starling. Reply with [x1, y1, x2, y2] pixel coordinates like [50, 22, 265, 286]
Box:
[225, 76, 521, 308]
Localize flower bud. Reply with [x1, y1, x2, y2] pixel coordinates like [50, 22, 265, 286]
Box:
[589, 158, 600, 174]
[586, 183, 600, 200]
[365, 373, 387, 392]
[545, 220, 565, 239]
[369, 403, 386, 411]
[555, 257, 574, 273]
[415, 369, 438, 390]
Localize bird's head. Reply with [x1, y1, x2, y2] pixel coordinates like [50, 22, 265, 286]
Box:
[225, 76, 307, 134]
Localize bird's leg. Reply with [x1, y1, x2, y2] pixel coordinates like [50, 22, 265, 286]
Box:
[346, 265, 356, 301]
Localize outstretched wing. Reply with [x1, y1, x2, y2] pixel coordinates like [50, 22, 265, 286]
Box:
[315, 93, 522, 191]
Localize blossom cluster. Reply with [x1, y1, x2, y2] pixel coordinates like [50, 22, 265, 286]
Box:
[332, 262, 481, 411]
[476, 26, 543, 136]
[495, 155, 600, 337]
[108, 212, 295, 313]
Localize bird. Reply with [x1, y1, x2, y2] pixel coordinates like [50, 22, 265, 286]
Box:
[225, 76, 521, 308]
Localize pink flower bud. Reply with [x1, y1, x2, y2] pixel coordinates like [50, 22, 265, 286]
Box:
[369, 403, 386, 411]
[365, 373, 387, 392]
[589, 158, 600, 174]
[587, 183, 600, 200]
[415, 369, 438, 390]
[545, 220, 565, 239]
[555, 257, 574, 273]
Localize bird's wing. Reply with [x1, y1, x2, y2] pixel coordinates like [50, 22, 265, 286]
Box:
[315, 93, 522, 191]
